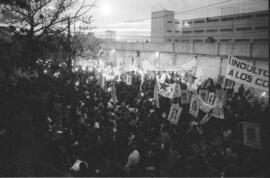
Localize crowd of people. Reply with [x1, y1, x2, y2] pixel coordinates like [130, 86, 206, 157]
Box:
[0, 62, 269, 177]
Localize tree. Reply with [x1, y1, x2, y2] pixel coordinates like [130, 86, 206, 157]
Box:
[1, 0, 96, 39]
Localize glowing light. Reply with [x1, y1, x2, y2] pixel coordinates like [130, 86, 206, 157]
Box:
[261, 92, 266, 97]
[155, 52, 159, 58]
[75, 81, 80, 86]
[43, 69, 48, 74]
[184, 22, 190, 28]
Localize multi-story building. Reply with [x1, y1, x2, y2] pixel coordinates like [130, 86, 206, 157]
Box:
[151, 10, 268, 43]
[105, 30, 116, 41]
[151, 10, 181, 43]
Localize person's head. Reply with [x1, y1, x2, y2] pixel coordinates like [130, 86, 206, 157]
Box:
[192, 100, 197, 111]
[172, 109, 178, 118]
[79, 162, 87, 172]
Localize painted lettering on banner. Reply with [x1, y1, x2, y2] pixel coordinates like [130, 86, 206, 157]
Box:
[226, 56, 269, 92]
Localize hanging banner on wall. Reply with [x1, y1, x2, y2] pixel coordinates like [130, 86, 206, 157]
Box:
[226, 56, 269, 92]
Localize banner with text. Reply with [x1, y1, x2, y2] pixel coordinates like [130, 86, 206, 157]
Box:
[226, 56, 269, 92]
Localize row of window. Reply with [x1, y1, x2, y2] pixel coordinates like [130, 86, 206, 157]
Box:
[167, 21, 180, 24]
[184, 12, 268, 24]
[182, 26, 268, 34]
[167, 38, 268, 42]
[167, 30, 180, 33]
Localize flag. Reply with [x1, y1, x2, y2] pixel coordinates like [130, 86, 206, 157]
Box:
[157, 78, 176, 99]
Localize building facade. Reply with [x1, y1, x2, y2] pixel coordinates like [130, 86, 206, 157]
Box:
[151, 10, 268, 43]
[105, 30, 116, 41]
[151, 10, 181, 43]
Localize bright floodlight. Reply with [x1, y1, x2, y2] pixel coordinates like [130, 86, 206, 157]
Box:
[100, 4, 112, 16]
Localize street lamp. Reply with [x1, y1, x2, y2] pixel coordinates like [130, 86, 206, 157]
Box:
[155, 51, 160, 66]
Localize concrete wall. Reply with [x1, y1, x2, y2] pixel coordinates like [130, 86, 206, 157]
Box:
[101, 41, 269, 59]
[101, 41, 268, 82]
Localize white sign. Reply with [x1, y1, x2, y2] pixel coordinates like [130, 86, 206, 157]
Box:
[226, 56, 269, 92]
[242, 122, 261, 149]
[189, 96, 200, 117]
[125, 75, 132, 85]
[168, 104, 182, 125]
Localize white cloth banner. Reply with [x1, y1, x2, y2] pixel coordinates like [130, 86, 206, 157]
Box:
[143, 60, 197, 72]
[226, 56, 269, 92]
[157, 77, 176, 99]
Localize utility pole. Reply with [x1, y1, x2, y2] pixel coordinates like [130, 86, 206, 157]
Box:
[67, 17, 72, 73]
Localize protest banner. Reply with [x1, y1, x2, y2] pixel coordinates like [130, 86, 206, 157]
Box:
[207, 92, 215, 105]
[242, 122, 261, 149]
[181, 90, 191, 104]
[125, 75, 132, 85]
[199, 89, 209, 102]
[212, 102, 224, 119]
[157, 81, 176, 99]
[226, 56, 269, 92]
[199, 100, 212, 113]
[173, 83, 182, 97]
[189, 96, 200, 117]
[168, 104, 182, 125]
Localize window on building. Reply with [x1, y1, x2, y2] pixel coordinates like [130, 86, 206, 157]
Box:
[167, 30, 172, 33]
[182, 31, 192, 33]
[206, 29, 218, 32]
[136, 50, 140, 57]
[175, 21, 180, 24]
[254, 39, 268, 42]
[220, 28, 233, 32]
[206, 18, 219, 22]
[194, 30, 204, 33]
[235, 39, 250, 42]
[236, 15, 252, 20]
[181, 40, 190, 42]
[236, 27, 252, 31]
[255, 26, 268, 31]
[194, 20, 205, 24]
[167, 39, 172, 42]
[193, 39, 204, 42]
[256, 13, 268, 18]
[175, 30, 180, 33]
[220, 39, 232, 42]
[174, 39, 179, 42]
[221, 17, 234, 21]
[167, 21, 173, 23]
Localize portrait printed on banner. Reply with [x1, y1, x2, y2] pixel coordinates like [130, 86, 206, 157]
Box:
[181, 90, 190, 104]
[168, 104, 182, 125]
[243, 122, 261, 149]
[125, 75, 132, 85]
[207, 92, 215, 105]
[199, 89, 209, 102]
[189, 97, 200, 117]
